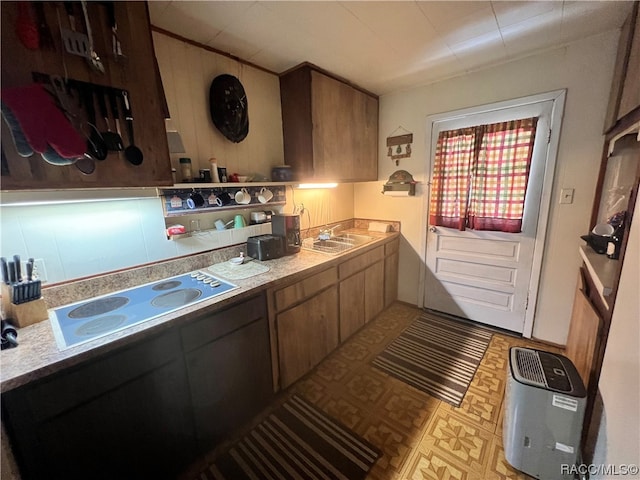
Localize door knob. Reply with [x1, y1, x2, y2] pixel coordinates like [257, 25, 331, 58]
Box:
[429, 226, 437, 233]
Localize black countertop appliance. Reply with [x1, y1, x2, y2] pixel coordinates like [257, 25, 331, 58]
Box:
[246, 234, 284, 261]
[272, 214, 301, 254]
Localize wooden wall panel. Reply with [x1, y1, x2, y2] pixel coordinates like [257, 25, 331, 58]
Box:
[151, 31, 285, 180]
[1, 1, 172, 189]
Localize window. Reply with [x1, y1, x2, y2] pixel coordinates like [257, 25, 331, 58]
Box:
[429, 117, 538, 233]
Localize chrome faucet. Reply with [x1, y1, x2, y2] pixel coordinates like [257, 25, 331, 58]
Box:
[318, 224, 341, 240]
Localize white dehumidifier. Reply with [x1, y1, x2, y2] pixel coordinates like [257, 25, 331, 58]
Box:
[504, 347, 587, 480]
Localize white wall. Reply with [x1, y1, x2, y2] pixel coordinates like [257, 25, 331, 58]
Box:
[591, 196, 640, 477]
[0, 197, 273, 284]
[355, 30, 619, 344]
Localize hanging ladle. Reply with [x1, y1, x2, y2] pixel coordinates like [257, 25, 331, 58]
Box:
[120, 90, 143, 165]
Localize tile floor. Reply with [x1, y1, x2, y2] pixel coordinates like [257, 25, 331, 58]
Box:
[184, 302, 563, 480]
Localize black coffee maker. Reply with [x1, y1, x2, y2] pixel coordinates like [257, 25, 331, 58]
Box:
[272, 214, 301, 254]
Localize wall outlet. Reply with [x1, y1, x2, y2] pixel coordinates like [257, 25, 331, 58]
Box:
[33, 258, 48, 284]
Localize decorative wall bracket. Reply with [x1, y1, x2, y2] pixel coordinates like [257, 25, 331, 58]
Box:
[386, 127, 413, 166]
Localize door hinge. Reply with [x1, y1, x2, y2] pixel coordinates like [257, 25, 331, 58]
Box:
[525, 294, 529, 310]
[547, 128, 552, 144]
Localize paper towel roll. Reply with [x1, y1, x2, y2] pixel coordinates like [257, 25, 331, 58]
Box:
[384, 190, 410, 197]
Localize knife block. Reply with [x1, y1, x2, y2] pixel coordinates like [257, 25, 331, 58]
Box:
[0, 284, 49, 328]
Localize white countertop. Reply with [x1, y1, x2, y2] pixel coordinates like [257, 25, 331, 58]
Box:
[579, 244, 618, 309]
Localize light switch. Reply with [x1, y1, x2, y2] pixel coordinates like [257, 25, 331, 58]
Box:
[560, 188, 574, 204]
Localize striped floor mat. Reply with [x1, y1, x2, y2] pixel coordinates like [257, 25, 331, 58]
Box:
[203, 395, 380, 480]
[372, 312, 493, 407]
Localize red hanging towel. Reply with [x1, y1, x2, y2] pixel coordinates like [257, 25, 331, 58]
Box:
[1, 84, 86, 159]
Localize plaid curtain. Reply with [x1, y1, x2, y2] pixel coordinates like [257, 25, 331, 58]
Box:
[429, 117, 538, 233]
[428, 127, 477, 230]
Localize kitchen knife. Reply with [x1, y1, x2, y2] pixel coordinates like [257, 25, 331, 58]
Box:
[13, 255, 21, 282]
[26, 258, 33, 281]
[7, 261, 16, 284]
[0, 257, 8, 284]
[7, 261, 16, 303]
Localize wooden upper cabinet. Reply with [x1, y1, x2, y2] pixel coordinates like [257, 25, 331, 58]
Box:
[0, 1, 172, 189]
[604, 2, 640, 133]
[280, 64, 378, 182]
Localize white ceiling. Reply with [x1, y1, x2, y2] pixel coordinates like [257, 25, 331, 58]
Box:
[149, 1, 633, 95]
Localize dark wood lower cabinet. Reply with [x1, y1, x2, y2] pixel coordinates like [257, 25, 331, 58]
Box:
[181, 295, 273, 451]
[2, 329, 195, 480]
[2, 294, 273, 480]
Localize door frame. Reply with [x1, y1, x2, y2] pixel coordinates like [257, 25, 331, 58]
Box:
[418, 89, 566, 338]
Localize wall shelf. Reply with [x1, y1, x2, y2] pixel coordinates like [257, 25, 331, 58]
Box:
[158, 185, 286, 217]
[166, 223, 270, 240]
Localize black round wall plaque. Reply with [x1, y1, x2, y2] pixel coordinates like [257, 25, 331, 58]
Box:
[209, 74, 249, 143]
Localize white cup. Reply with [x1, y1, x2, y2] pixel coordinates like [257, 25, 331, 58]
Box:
[214, 219, 226, 230]
[235, 188, 251, 204]
[208, 194, 223, 206]
[258, 187, 273, 204]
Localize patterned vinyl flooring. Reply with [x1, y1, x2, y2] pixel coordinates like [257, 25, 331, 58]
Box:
[184, 303, 562, 480]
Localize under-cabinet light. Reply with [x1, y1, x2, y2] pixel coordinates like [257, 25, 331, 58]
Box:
[0, 188, 158, 206]
[296, 183, 338, 189]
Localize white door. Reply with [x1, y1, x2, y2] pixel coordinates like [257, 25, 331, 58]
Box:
[423, 95, 561, 334]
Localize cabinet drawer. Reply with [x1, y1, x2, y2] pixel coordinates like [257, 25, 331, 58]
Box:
[339, 246, 384, 279]
[274, 267, 337, 312]
[18, 329, 181, 421]
[385, 238, 399, 256]
[181, 295, 266, 352]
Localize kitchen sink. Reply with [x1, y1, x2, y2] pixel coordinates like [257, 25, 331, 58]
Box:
[331, 233, 374, 245]
[302, 233, 374, 255]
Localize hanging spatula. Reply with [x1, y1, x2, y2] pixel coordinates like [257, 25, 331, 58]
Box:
[60, 1, 91, 58]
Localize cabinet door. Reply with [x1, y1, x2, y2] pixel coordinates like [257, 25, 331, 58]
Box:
[385, 251, 399, 308]
[2, 330, 195, 480]
[384, 239, 400, 308]
[340, 270, 365, 341]
[365, 261, 385, 323]
[35, 359, 193, 480]
[311, 71, 378, 182]
[277, 286, 339, 388]
[565, 276, 602, 390]
[184, 316, 273, 451]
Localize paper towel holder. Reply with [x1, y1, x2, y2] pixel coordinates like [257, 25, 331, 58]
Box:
[382, 170, 417, 196]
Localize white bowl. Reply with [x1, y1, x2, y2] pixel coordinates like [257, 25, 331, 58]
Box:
[592, 223, 614, 236]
